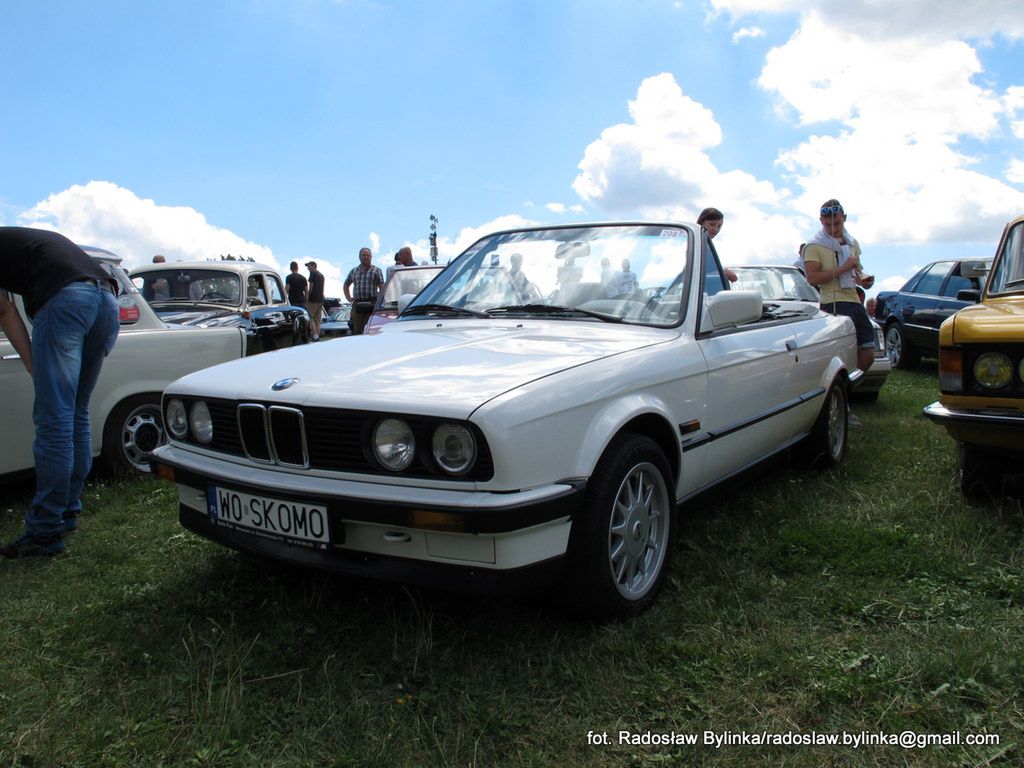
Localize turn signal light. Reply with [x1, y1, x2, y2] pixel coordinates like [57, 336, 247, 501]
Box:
[938, 347, 963, 393]
[153, 462, 176, 483]
[408, 510, 465, 532]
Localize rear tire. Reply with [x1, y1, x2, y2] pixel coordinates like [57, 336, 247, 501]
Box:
[565, 434, 675, 621]
[102, 395, 166, 474]
[797, 379, 848, 469]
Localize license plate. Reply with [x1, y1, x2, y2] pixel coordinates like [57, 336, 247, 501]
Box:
[207, 485, 330, 548]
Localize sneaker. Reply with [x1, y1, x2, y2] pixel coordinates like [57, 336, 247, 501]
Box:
[0, 532, 67, 559]
[63, 511, 78, 534]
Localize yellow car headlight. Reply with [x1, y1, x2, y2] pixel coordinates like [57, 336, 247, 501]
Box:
[973, 353, 1013, 389]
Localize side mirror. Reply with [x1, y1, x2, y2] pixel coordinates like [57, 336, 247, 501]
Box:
[703, 290, 763, 330]
[397, 293, 418, 314]
[956, 289, 981, 302]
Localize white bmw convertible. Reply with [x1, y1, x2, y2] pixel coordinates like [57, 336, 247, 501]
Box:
[151, 222, 858, 619]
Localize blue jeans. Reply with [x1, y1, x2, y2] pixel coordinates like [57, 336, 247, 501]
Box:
[27, 281, 119, 538]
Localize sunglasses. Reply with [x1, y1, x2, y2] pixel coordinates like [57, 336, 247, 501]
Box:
[820, 205, 844, 216]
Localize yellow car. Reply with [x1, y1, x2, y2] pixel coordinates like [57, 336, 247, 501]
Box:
[924, 215, 1024, 498]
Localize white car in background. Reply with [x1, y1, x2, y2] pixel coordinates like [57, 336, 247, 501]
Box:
[152, 222, 858, 620]
[731, 264, 891, 402]
[0, 246, 246, 478]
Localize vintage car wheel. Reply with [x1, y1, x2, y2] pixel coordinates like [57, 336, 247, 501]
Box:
[957, 442, 1000, 500]
[798, 379, 848, 469]
[102, 395, 166, 474]
[566, 434, 675, 621]
[884, 322, 918, 369]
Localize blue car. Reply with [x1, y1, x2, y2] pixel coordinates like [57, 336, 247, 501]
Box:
[874, 258, 990, 368]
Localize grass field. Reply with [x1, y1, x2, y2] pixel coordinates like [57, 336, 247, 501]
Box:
[2, 367, 1021, 767]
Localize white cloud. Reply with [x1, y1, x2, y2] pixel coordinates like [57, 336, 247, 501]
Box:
[1008, 159, 1024, 185]
[875, 274, 909, 293]
[572, 73, 804, 263]
[732, 26, 764, 43]
[759, 13, 1024, 243]
[546, 202, 566, 213]
[18, 181, 278, 271]
[711, 0, 1024, 41]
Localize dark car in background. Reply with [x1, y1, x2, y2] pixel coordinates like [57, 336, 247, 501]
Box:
[131, 261, 311, 355]
[874, 258, 990, 368]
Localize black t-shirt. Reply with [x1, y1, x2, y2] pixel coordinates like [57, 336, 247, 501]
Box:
[0, 227, 107, 318]
[285, 272, 308, 305]
[307, 269, 325, 302]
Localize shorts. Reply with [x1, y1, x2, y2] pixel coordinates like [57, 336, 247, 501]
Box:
[821, 301, 875, 349]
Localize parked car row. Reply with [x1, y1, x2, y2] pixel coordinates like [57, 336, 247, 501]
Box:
[6, 216, 1019, 618]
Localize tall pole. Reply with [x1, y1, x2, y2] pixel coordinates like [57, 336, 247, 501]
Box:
[429, 214, 438, 265]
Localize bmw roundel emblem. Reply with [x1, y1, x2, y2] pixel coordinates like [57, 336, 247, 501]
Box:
[272, 377, 299, 391]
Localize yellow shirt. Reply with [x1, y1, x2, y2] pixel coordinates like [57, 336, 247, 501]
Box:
[803, 241, 862, 304]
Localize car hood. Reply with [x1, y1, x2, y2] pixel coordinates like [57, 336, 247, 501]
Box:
[152, 304, 243, 326]
[169, 319, 677, 417]
[949, 297, 1024, 343]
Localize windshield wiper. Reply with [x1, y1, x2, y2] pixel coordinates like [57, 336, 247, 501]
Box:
[487, 304, 624, 323]
[401, 303, 490, 318]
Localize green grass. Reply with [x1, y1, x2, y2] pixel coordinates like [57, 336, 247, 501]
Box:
[2, 367, 1022, 767]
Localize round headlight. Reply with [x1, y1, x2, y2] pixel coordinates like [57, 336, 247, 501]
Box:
[189, 401, 214, 444]
[166, 399, 188, 439]
[432, 423, 477, 475]
[973, 353, 1013, 389]
[372, 418, 415, 471]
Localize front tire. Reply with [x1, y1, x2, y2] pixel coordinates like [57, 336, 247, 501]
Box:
[102, 395, 166, 474]
[885, 322, 918, 369]
[958, 442, 1000, 500]
[566, 434, 675, 621]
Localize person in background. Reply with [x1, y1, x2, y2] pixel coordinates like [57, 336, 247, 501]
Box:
[344, 247, 384, 335]
[802, 198, 875, 375]
[285, 261, 308, 310]
[305, 261, 325, 341]
[0, 227, 120, 558]
[616, 258, 639, 296]
[152, 254, 166, 263]
[697, 207, 738, 283]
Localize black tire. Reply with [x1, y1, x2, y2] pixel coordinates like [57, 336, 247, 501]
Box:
[102, 394, 166, 475]
[797, 379, 848, 469]
[958, 442, 1000, 500]
[565, 434, 675, 621]
[885, 322, 918, 369]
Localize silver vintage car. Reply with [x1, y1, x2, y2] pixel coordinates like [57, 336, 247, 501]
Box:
[1, 246, 247, 477]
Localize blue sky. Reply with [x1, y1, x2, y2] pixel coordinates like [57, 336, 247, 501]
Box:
[2, 0, 1023, 297]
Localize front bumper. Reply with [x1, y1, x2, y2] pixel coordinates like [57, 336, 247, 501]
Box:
[922, 401, 1024, 453]
[151, 444, 584, 589]
[856, 355, 892, 394]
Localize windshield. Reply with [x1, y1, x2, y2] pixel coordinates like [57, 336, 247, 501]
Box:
[987, 220, 1024, 295]
[406, 224, 691, 326]
[732, 266, 820, 302]
[132, 269, 242, 305]
[380, 267, 445, 308]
